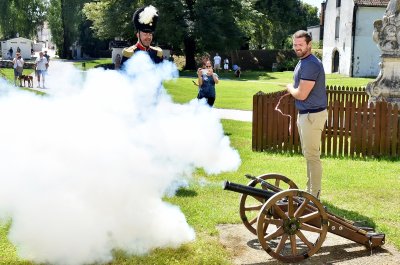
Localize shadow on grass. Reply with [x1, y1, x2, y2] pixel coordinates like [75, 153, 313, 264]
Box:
[322, 201, 378, 229]
[245, 239, 389, 265]
[175, 188, 198, 197]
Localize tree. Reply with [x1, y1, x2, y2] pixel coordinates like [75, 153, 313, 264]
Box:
[83, 0, 245, 70]
[0, 0, 47, 39]
[251, 0, 320, 49]
[47, 0, 91, 59]
[81, 0, 319, 67]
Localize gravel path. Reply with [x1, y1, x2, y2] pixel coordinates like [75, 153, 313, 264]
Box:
[217, 224, 400, 265]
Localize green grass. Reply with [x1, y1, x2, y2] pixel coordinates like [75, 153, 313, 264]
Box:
[0, 68, 45, 96]
[73, 58, 112, 70]
[165, 71, 375, 110]
[0, 120, 398, 264]
[69, 60, 374, 110]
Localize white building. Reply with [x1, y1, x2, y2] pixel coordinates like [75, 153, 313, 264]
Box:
[37, 21, 55, 50]
[1, 37, 32, 59]
[322, 0, 389, 77]
[307, 25, 321, 43]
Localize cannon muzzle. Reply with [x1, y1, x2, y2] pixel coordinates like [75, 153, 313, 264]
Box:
[223, 181, 275, 199]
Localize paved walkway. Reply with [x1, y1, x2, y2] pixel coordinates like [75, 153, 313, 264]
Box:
[215, 108, 252, 122]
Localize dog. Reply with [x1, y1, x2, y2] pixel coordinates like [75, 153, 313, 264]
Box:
[18, 75, 33, 88]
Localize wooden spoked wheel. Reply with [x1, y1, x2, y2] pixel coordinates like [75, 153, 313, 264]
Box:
[256, 189, 328, 263]
[239, 174, 298, 235]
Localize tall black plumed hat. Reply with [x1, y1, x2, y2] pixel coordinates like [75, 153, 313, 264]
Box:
[133, 5, 159, 33]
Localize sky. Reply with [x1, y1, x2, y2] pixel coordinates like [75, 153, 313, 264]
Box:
[302, 0, 323, 10]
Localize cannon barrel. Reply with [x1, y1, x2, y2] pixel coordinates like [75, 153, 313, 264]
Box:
[223, 181, 275, 199]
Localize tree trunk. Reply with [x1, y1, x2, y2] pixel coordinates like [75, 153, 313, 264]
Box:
[60, 0, 72, 59]
[184, 35, 196, 70]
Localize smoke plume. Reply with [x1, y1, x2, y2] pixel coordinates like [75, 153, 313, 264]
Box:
[0, 52, 241, 265]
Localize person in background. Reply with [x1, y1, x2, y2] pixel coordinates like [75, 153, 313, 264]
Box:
[13, 52, 24, 86]
[120, 5, 163, 68]
[197, 59, 219, 107]
[232, 64, 241, 78]
[114, 54, 121, 70]
[213, 53, 221, 73]
[8, 47, 13, 59]
[43, 50, 50, 69]
[223, 58, 229, 71]
[286, 30, 327, 199]
[35, 52, 49, 88]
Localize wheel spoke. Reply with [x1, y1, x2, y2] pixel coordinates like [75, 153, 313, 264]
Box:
[269, 218, 283, 226]
[258, 215, 271, 233]
[294, 198, 310, 217]
[300, 223, 323, 234]
[248, 216, 257, 225]
[288, 196, 294, 218]
[296, 230, 314, 249]
[245, 204, 263, 211]
[264, 226, 284, 241]
[275, 178, 281, 187]
[276, 234, 289, 254]
[299, 211, 320, 223]
[290, 235, 297, 255]
[273, 204, 287, 220]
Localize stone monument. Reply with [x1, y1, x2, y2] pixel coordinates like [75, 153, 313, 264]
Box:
[366, 0, 400, 105]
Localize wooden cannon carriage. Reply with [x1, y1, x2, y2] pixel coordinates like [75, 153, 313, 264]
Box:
[223, 173, 385, 263]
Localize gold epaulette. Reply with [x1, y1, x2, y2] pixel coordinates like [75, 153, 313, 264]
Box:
[122, 45, 138, 58]
[151, 46, 163, 58]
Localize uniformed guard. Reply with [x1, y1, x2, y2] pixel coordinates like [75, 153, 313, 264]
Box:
[120, 5, 163, 68]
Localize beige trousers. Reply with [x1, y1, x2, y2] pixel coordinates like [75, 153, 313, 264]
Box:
[297, 110, 328, 198]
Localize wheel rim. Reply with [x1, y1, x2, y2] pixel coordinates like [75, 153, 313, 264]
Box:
[256, 189, 328, 262]
[239, 174, 298, 235]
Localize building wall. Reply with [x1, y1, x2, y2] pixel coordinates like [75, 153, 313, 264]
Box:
[352, 7, 385, 77]
[1, 38, 32, 60]
[322, 0, 355, 75]
[37, 22, 55, 49]
[307, 25, 320, 43]
[323, 1, 387, 77]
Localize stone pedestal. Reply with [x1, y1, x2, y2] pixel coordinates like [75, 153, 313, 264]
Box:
[366, 56, 400, 104]
[366, 0, 400, 105]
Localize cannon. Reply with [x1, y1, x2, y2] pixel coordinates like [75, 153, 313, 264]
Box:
[223, 173, 385, 263]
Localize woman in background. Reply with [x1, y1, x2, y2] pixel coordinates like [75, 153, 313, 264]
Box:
[196, 60, 219, 107]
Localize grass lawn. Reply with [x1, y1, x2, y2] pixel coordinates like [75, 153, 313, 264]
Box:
[165, 71, 375, 110]
[0, 68, 45, 96]
[70, 58, 374, 110]
[72, 58, 112, 70]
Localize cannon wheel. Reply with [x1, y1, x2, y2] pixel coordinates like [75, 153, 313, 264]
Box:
[256, 189, 328, 263]
[239, 174, 298, 235]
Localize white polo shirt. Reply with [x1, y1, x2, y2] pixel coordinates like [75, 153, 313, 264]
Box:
[36, 56, 48, 71]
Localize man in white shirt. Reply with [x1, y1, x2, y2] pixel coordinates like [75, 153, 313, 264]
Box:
[213, 53, 222, 73]
[35, 52, 49, 88]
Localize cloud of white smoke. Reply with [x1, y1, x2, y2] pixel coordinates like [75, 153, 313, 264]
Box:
[0, 52, 241, 265]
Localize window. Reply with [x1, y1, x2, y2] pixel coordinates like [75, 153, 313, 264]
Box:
[335, 17, 340, 39]
[336, 0, 341, 7]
